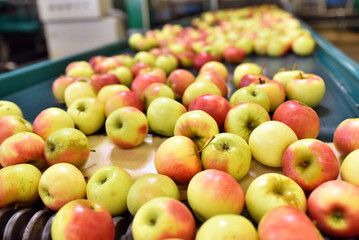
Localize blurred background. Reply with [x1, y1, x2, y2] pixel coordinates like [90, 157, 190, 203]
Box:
[0, 0, 358, 73]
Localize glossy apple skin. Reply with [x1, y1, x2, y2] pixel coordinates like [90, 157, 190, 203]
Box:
[131, 62, 150, 77]
[142, 83, 175, 109]
[224, 102, 271, 142]
[182, 81, 222, 109]
[273, 100, 320, 139]
[131, 73, 165, 98]
[286, 74, 325, 108]
[230, 86, 270, 112]
[105, 90, 144, 117]
[193, 52, 217, 71]
[282, 139, 340, 192]
[51, 199, 115, 240]
[0, 100, 23, 117]
[0, 132, 46, 169]
[52, 76, 77, 103]
[272, 70, 304, 88]
[167, 69, 196, 100]
[188, 94, 231, 132]
[196, 214, 258, 240]
[224, 45, 246, 63]
[154, 136, 202, 185]
[258, 206, 322, 240]
[233, 63, 261, 89]
[38, 163, 86, 211]
[245, 173, 307, 223]
[105, 107, 148, 149]
[132, 197, 196, 240]
[340, 149, 359, 187]
[333, 118, 359, 157]
[88, 73, 119, 92]
[187, 169, 245, 222]
[93, 56, 123, 74]
[96, 84, 130, 104]
[238, 74, 268, 89]
[0, 164, 42, 208]
[308, 180, 359, 238]
[0, 115, 33, 144]
[126, 173, 180, 215]
[33, 107, 75, 140]
[196, 71, 228, 97]
[199, 61, 228, 82]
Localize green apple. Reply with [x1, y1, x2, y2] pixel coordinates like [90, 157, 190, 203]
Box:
[196, 214, 258, 240]
[167, 69, 196, 100]
[233, 63, 261, 89]
[44, 128, 90, 168]
[249, 120, 298, 167]
[33, 107, 75, 140]
[187, 169, 245, 222]
[51, 199, 115, 240]
[0, 115, 32, 144]
[154, 136, 202, 185]
[127, 173, 180, 215]
[38, 163, 86, 211]
[224, 102, 271, 142]
[235, 37, 254, 55]
[114, 54, 135, 69]
[132, 197, 196, 240]
[340, 149, 359, 187]
[0, 163, 41, 208]
[201, 132, 251, 181]
[230, 86, 270, 111]
[266, 36, 291, 57]
[0, 132, 46, 169]
[147, 97, 186, 137]
[292, 35, 316, 56]
[142, 83, 175, 109]
[105, 107, 148, 149]
[134, 51, 156, 67]
[64, 81, 97, 108]
[155, 54, 178, 75]
[104, 90, 144, 118]
[0, 100, 23, 117]
[67, 97, 105, 135]
[107, 66, 133, 87]
[272, 69, 304, 88]
[182, 80, 222, 109]
[66, 61, 94, 78]
[174, 110, 219, 150]
[86, 165, 134, 216]
[199, 61, 228, 82]
[96, 84, 130, 104]
[245, 173, 307, 223]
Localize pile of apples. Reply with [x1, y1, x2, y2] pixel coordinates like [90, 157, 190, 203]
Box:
[128, 4, 317, 69]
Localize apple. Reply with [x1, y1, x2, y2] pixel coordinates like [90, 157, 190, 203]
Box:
[286, 73, 326, 108]
[253, 37, 268, 55]
[155, 54, 178, 75]
[86, 165, 134, 216]
[223, 45, 246, 63]
[33, 107, 75, 140]
[138, 67, 167, 83]
[0, 163, 41, 208]
[308, 180, 359, 238]
[107, 66, 133, 88]
[282, 139, 340, 192]
[196, 214, 258, 240]
[0, 115, 33, 144]
[176, 49, 195, 68]
[224, 102, 271, 142]
[230, 86, 270, 112]
[272, 69, 304, 88]
[64, 81, 97, 108]
[131, 73, 165, 98]
[188, 94, 231, 132]
[340, 149, 359, 187]
[105, 107, 148, 149]
[147, 97, 187, 137]
[126, 173, 180, 215]
[89, 55, 106, 69]
[88, 73, 119, 92]
[266, 37, 291, 57]
[132, 197, 196, 240]
[245, 173, 307, 223]
[273, 100, 320, 139]
[93, 56, 123, 74]
[66, 61, 94, 78]
[292, 35, 316, 56]
[67, 97, 105, 135]
[113, 53, 135, 69]
[333, 118, 359, 157]
[104, 90, 144, 117]
[181, 80, 222, 109]
[233, 62, 262, 89]
[250, 78, 286, 112]
[154, 136, 202, 185]
[199, 61, 228, 82]
[51, 76, 77, 103]
[258, 205, 323, 240]
[51, 199, 115, 240]
[193, 52, 217, 71]
[96, 84, 130, 104]
[131, 61, 150, 77]
[201, 132, 251, 181]
[235, 37, 254, 55]
[134, 51, 156, 67]
[142, 83, 175, 109]
[249, 120, 298, 168]
[44, 128, 90, 168]
[167, 69, 196, 100]
[174, 110, 219, 150]
[0, 100, 23, 117]
[38, 163, 86, 211]
[196, 71, 228, 97]
[187, 169, 245, 222]
[0, 132, 46, 169]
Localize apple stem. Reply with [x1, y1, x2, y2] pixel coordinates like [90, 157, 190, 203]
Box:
[197, 135, 215, 154]
[259, 77, 265, 84]
[292, 63, 297, 70]
[299, 72, 304, 79]
[90, 149, 96, 152]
